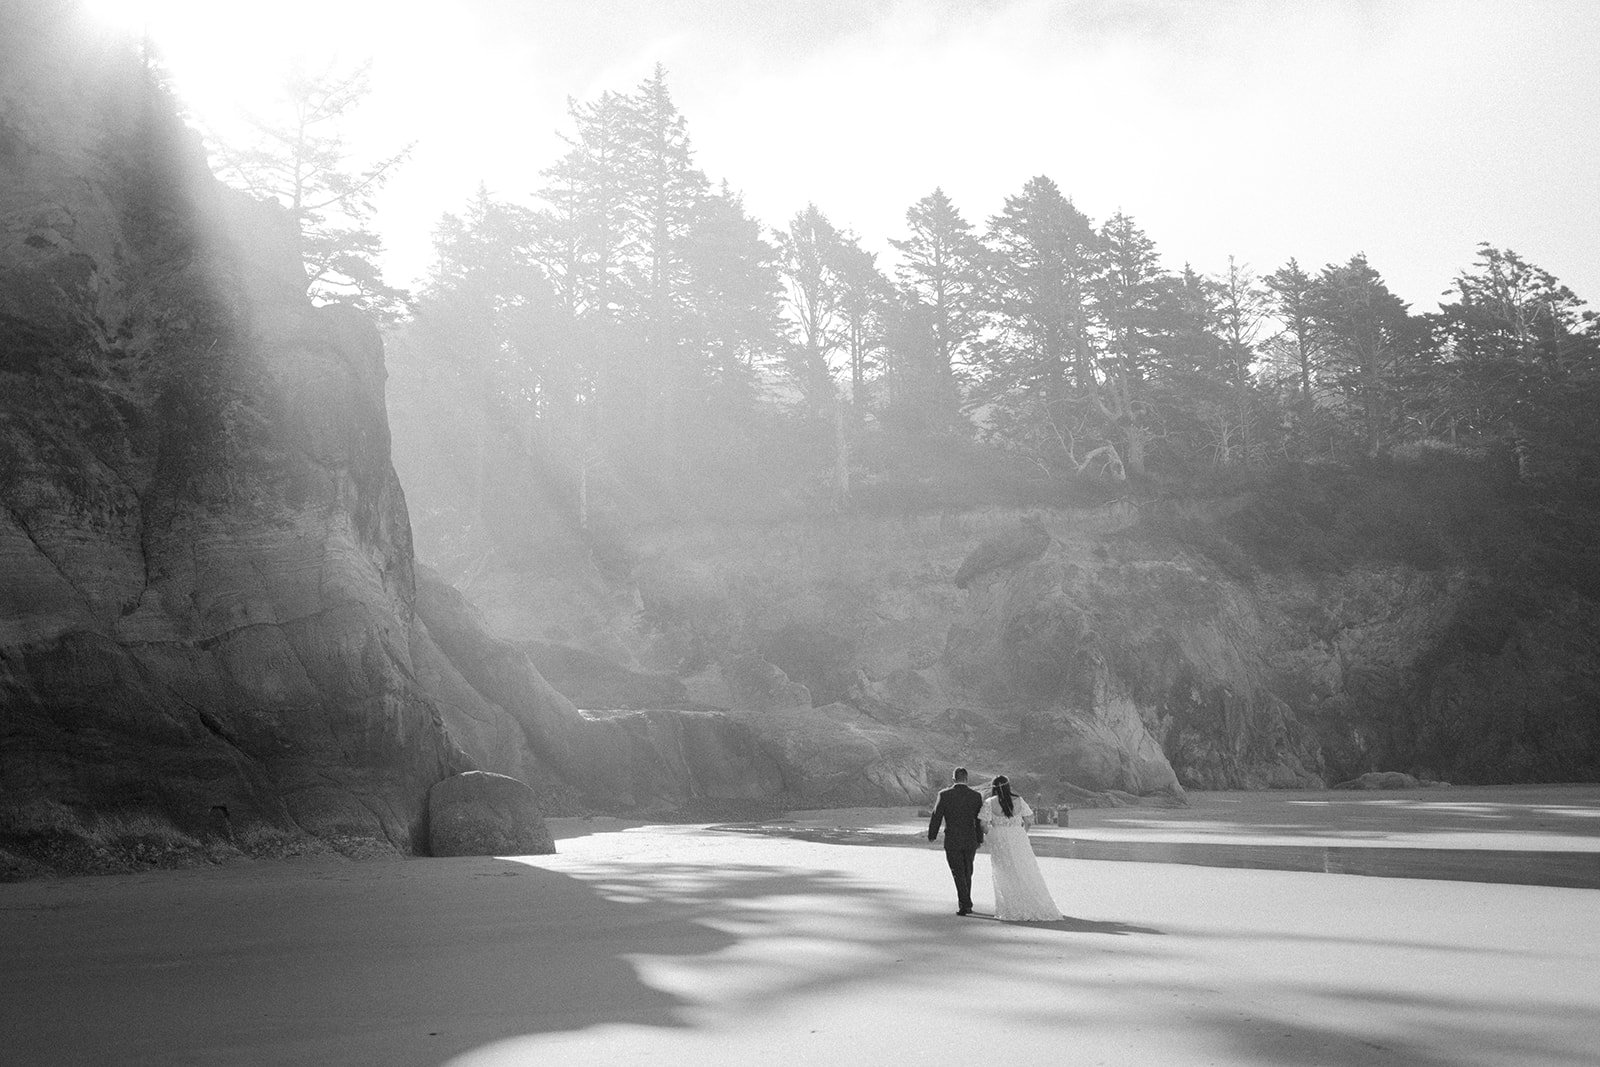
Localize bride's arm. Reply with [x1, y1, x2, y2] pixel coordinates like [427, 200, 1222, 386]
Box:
[1020, 797, 1034, 828]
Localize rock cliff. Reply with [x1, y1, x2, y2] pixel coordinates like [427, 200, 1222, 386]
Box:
[1, 11, 463, 869]
[433, 486, 1597, 801]
[0, 6, 786, 876]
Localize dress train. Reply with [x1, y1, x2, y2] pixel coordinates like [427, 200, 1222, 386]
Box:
[980, 795, 1062, 921]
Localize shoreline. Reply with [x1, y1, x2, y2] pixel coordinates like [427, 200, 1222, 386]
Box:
[3, 784, 1598, 1065]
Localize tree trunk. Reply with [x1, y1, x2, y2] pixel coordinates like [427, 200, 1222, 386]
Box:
[831, 385, 851, 510]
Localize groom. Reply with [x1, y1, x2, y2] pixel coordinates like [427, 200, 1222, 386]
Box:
[927, 766, 984, 915]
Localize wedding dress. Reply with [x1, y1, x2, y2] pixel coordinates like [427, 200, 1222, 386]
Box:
[980, 795, 1062, 921]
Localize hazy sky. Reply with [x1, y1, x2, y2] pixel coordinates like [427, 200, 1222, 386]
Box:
[106, 0, 1598, 312]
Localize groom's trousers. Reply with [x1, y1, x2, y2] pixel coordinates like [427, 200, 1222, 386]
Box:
[944, 844, 977, 912]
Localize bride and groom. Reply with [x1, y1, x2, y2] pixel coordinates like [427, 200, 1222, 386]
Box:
[927, 767, 1062, 921]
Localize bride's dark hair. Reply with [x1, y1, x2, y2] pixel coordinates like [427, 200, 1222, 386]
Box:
[991, 775, 1014, 817]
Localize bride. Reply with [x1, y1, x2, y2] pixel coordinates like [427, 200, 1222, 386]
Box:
[980, 775, 1063, 921]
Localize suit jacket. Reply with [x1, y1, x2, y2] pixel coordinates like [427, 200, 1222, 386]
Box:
[928, 783, 985, 849]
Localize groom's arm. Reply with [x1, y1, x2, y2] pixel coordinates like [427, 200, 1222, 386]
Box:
[927, 795, 945, 841]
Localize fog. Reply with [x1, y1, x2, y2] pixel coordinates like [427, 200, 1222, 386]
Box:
[98, 0, 1600, 312]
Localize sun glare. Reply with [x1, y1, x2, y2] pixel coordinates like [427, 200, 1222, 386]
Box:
[81, 0, 392, 132]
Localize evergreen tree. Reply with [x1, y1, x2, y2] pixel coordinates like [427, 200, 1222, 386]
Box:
[1308, 254, 1425, 459]
[683, 183, 783, 377]
[1264, 258, 1328, 455]
[1434, 245, 1600, 481]
[973, 176, 1107, 472]
[1211, 256, 1271, 464]
[1091, 210, 1172, 475]
[775, 203, 854, 506]
[681, 183, 786, 466]
[889, 188, 984, 429]
[622, 66, 712, 475]
[210, 60, 412, 317]
[833, 238, 894, 419]
[1156, 264, 1245, 467]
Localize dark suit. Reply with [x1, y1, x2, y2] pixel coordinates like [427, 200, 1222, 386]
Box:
[928, 782, 985, 912]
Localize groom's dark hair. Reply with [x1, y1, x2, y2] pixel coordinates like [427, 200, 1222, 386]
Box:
[952, 767, 968, 781]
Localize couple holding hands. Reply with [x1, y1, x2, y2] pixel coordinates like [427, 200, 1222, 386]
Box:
[927, 768, 1062, 921]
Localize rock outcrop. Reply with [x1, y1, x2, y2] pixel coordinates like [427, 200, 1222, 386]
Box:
[426, 771, 554, 856]
[0, 11, 465, 863]
[412, 568, 785, 814]
[608, 510, 1315, 799]
[1331, 771, 1446, 790]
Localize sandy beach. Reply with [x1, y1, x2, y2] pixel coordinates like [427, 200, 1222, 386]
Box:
[3, 786, 1598, 1066]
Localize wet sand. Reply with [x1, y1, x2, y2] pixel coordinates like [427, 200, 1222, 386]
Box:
[2, 786, 1598, 1065]
[759, 784, 1600, 888]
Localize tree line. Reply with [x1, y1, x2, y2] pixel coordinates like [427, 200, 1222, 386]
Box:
[217, 66, 1600, 525]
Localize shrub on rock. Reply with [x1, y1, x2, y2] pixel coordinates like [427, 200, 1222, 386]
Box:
[427, 772, 555, 856]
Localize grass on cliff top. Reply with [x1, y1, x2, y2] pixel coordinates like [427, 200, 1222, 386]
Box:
[1135, 443, 1600, 598]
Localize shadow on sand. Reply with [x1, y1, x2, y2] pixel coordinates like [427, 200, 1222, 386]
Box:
[452, 852, 1595, 1067]
[0, 857, 723, 1066]
[964, 912, 1162, 935]
[8, 830, 1596, 1067]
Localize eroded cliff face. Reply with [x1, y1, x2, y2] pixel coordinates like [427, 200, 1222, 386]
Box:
[0, 12, 466, 867]
[617, 508, 1320, 802]
[450, 491, 1596, 804]
[0, 8, 786, 876]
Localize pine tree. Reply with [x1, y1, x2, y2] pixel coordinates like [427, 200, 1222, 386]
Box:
[1309, 254, 1424, 459]
[1211, 256, 1270, 464]
[622, 66, 712, 476]
[209, 60, 412, 317]
[974, 176, 1108, 472]
[889, 188, 983, 429]
[1090, 211, 1176, 476]
[1434, 245, 1600, 481]
[681, 183, 786, 466]
[1264, 258, 1327, 455]
[775, 204, 855, 507]
[833, 239, 893, 419]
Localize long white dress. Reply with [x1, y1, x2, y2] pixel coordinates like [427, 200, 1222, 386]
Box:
[980, 795, 1063, 921]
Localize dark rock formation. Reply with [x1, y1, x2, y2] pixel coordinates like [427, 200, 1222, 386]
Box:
[0, 13, 466, 864]
[1332, 771, 1435, 790]
[426, 771, 554, 856]
[953, 514, 1051, 590]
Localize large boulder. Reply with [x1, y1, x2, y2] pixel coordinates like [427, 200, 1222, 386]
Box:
[427, 772, 554, 856]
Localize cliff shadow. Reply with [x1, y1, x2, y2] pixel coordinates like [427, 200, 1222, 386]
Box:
[0, 856, 734, 1065]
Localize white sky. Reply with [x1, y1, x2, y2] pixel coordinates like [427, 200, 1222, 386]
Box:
[101, 0, 1599, 312]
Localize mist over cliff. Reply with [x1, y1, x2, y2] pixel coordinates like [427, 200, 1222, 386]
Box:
[4, 2, 1598, 880]
[0, 7, 789, 878]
